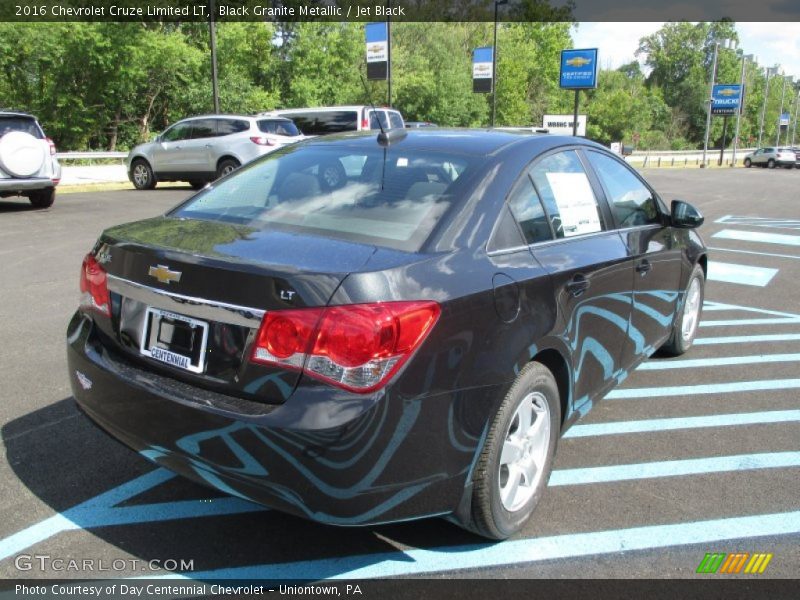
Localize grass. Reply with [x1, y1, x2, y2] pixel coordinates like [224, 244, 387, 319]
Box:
[58, 181, 189, 194]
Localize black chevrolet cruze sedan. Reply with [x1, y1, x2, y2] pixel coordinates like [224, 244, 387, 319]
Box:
[67, 129, 706, 539]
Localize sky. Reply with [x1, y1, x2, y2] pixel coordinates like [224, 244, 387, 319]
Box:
[572, 22, 800, 82]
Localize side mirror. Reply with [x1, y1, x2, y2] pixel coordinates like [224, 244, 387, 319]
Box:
[671, 200, 704, 229]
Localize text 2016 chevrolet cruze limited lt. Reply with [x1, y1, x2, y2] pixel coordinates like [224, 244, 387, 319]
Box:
[67, 129, 707, 539]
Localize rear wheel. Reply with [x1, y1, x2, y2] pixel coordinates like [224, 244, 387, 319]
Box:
[743, 158, 751, 168]
[131, 159, 156, 190]
[189, 180, 207, 190]
[661, 263, 705, 356]
[28, 187, 55, 209]
[466, 361, 560, 540]
[216, 158, 240, 179]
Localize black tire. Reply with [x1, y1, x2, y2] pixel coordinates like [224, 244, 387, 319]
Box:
[189, 180, 207, 190]
[661, 263, 705, 356]
[131, 159, 156, 190]
[319, 160, 346, 191]
[28, 187, 55, 209]
[767, 159, 775, 169]
[743, 158, 751, 168]
[466, 361, 560, 540]
[216, 158, 240, 180]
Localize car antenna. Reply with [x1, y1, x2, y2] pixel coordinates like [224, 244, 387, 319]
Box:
[359, 73, 390, 189]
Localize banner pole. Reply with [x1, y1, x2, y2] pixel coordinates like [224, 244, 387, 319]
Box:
[573, 91, 579, 136]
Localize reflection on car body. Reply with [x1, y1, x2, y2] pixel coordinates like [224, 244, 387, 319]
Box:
[68, 129, 707, 539]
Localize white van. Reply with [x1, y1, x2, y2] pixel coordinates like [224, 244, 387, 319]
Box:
[266, 106, 405, 136]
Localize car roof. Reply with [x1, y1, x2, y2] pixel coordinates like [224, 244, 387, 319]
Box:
[0, 111, 37, 119]
[273, 106, 402, 113]
[300, 128, 605, 158]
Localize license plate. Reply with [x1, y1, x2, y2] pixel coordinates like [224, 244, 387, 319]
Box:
[140, 307, 209, 373]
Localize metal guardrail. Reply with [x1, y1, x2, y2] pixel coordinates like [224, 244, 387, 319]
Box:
[56, 151, 127, 160]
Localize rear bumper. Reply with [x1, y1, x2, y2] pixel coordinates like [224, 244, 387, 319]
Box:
[67, 311, 496, 526]
[0, 177, 56, 193]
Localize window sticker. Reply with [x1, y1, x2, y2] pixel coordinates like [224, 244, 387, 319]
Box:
[545, 172, 601, 237]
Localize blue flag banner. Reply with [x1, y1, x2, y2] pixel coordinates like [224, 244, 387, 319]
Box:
[560, 49, 599, 90]
[711, 84, 743, 116]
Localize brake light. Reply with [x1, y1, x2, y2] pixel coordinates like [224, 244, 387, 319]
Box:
[79, 254, 110, 316]
[361, 118, 369, 129]
[46, 137, 56, 156]
[250, 136, 276, 146]
[251, 301, 440, 393]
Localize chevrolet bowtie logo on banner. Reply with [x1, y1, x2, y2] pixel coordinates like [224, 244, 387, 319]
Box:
[365, 22, 388, 80]
[472, 46, 493, 94]
[711, 84, 744, 115]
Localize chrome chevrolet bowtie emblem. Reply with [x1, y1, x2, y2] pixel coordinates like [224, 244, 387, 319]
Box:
[148, 265, 182, 285]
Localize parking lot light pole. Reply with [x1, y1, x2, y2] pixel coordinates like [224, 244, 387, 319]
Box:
[209, 0, 220, 114]
[793, 87, 800, 147]
[758, 66, 777, 148]
[491, 0, 508, 128]
[701, 41, 721, 168]
[731, 53, 753, 167]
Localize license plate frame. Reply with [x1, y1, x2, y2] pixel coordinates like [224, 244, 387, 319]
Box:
[140, 307, 209, 374]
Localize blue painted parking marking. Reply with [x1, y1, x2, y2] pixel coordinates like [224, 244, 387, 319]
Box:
[146, 511, 800, 580]
[708, 246, 800, 261]
[605, 378, 800, 399]
[715, 215, 800, 230]
[637, 353, 800, 370]
[706, 261, 777, 287]
[702, 301, 800, 317]
[694, 333, 800, 345]
[700, 318, 800, 326]
[564, 410, 800, 438]
[549, 452, 800, 486]
[713, 229, 800, 247]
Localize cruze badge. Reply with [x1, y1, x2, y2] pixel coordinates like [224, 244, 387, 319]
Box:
[148, 265, 182, 285]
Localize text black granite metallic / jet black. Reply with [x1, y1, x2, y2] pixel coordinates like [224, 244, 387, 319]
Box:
[67, 129, 707, 539]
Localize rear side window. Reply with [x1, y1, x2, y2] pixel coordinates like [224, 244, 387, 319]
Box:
[528, 150, 604, 238]
[257, 119, 300, 137]
[0, 116, 44, 139]
[586, 151, 661, 228]
[507, 176, 552, 244]
[217, 119, 249, 136]
[190, 119, 217, 139]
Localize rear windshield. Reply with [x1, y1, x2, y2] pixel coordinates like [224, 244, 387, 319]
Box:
[171, 144, 475, 251]
[258, 119, 300, 137]
[280, 111, 358, 135]
[0, 116, 43, 138]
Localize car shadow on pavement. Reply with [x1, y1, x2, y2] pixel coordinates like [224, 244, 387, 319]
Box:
[3, 398, 484, 577]
[0, 199, 42, 212]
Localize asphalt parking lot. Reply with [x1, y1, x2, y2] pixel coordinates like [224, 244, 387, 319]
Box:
[0, 167, 798, 581]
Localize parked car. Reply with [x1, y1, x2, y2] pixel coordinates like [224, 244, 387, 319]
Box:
[126, 114, 303, 190]
[0, 111, 60, 208]
[743, 147, 796, 169]
[405, 121, 438, 128]
[68, 129, 707, 539]
[267, 106, 405, 135]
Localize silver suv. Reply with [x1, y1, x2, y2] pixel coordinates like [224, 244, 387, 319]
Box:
[0, 111, 61, 208]
[743, 147, 796, 169]
[126, 114, 304, 190]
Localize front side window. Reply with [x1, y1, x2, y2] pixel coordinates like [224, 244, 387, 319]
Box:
[586, 151, 661, 228]
[172, 145, 475, 251]
[161, 123, 192, 142]
[528, 150, 604, 238]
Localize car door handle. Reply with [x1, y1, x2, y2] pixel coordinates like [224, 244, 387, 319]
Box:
[204, 144, 212, 148]
[636, 260, 652, 276]
[566, 275, 590, 297]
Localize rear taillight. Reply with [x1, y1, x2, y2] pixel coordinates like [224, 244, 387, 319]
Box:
[79, 254, 110, 316]
[361, 118, 369, 129]
[46, 137, 56, 156]
[251, 301, 440, 393]
[250, 136, 277, 146]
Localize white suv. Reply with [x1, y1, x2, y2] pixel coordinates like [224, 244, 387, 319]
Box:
[0, 111, 61, 208]
[126, 114, 304, 190]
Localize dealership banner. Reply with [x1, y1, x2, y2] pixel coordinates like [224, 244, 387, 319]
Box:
[472, 47, 494, 93]
[559, 49, 599, 90]
[365, 22, 388, 80]
[779, 112, 791, 126]
[711, 84, 743, 115]
[543, 114, 587, 136]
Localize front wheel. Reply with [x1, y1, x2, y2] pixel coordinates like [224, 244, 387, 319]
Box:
[767, 159, 776, 169]
[466, 361, 560, 540]
[661, 263, 705, 356]
[131, 159, 156, 190]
